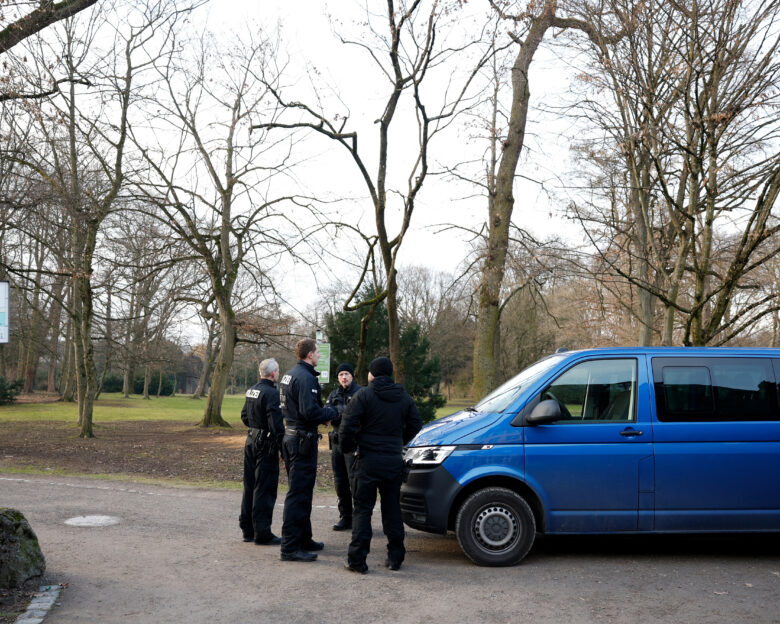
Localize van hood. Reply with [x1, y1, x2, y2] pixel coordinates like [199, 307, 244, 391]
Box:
[408, 409, 503, 446]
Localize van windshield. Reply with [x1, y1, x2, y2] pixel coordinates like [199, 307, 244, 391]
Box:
[474, 354, 566, 413]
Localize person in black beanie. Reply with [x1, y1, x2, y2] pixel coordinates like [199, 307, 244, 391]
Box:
[339, 356, 422, 574]
[325, 362, 362, 531]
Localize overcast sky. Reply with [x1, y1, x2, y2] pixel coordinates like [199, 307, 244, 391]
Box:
[196, 0, 585, 320]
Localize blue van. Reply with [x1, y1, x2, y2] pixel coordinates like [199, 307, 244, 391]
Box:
[400, 348, 780, 566]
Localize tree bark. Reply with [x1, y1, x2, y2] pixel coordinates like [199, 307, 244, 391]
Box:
[473, 3, 553, 400]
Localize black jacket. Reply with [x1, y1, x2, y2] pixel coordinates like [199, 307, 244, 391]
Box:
[325, 381, 362, 428]
[339, 375, 423, 455]
[279, 361, 337, 433]
[240, 378, 284, 443]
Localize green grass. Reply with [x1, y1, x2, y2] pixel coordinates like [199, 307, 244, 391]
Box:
[3, 392, 473, 423]
[434, 398, 472, 420]
[0, 392, 246, 425]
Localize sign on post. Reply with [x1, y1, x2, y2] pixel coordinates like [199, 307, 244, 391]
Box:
[315, 330, 331, 384]
[0, 281, 8, 344]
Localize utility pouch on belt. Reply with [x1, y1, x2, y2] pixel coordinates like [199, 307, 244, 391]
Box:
[247, 428, 261, 446]
[298, 431, 319, 457]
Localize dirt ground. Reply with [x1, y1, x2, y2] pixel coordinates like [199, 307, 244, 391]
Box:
[0, 415, 334, 622]
[0, 418, 335, 489]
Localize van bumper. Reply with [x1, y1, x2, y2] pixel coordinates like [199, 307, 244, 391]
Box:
[400, 465, 461, 534]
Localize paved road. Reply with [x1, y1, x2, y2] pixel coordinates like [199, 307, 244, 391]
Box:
[3, 473, 780, 623]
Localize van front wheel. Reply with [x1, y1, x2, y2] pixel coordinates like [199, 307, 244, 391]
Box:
[455, 487, 536, 566]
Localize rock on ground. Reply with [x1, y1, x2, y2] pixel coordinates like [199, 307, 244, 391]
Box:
[0, 508, 45, 588]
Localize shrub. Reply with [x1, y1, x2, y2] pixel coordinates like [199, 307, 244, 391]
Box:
[101, 373, 125, 393]
[0, 377, 23, 406]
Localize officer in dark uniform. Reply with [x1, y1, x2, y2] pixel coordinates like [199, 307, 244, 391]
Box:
[325, 362, 362, 531]
[278, 338, 338, 562]
[239, 358, 284, 545]
[339, 356, 423, 574]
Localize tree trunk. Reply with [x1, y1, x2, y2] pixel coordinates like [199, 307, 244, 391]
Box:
[60, 316, 74, 402]
[472, 7, 552, 400]
[199, 304, 234, 427]
[193, 331, 217, 399]
[142, 365, 150, 400]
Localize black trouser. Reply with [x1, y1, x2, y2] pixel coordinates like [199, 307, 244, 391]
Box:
[347, 453, 405, 567]
[239, 435, 280, 540]
[330, 432, 356, 519]
[280, 433, 317, 554]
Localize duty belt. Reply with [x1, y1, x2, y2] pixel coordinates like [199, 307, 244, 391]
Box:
[285, 427, 316, 437]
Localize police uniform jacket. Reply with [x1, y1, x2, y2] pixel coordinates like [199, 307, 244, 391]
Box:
[325, 381, 362, 428]
[339, 375, 423, 456]
[240, 378, 284, 445]
[279, 361, 337, 433]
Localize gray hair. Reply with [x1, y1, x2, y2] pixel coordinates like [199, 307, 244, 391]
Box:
[259, 358, 279, 378]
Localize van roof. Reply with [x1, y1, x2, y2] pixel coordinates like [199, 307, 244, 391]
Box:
[557, 346, 780, 358]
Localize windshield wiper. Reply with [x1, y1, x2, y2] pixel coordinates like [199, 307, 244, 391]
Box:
[464, 406, 478, 412]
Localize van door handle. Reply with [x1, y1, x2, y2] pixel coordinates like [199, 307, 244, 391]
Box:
[620, 428, 643, 437]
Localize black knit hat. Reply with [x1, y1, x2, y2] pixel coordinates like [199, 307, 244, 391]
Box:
[368, 356, 393, 378]
[336, 362, 355, 377]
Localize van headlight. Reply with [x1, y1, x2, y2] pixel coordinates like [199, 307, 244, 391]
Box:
[404, 445, 456, 466]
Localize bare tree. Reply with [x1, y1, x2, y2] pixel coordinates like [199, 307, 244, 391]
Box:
[570, 0, 780, 346]
[254, 0, 492, 382]
[3, 1, 195, 436]
[465, 0, 635, 399]
[132, 29, 300, 427]
[0, 0, 98, 55]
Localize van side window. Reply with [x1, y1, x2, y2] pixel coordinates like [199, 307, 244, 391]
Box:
[652, 358, 779, 422]
[540, 359, 637, 423]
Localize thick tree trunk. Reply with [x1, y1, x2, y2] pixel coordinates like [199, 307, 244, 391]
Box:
[192, 333, 217, 399]
[199, 303, 234, 428]
[472, 7, 552, 400]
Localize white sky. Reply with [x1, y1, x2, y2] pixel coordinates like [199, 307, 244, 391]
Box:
[198, 0, 585, 321]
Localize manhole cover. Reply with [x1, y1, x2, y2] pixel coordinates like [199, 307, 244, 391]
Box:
[64, 515, 120, 527]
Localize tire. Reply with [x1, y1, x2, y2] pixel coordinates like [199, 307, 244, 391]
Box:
[455, 487, 536, 566]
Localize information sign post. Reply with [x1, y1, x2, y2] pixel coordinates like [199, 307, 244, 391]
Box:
[314, 330, 331, 384]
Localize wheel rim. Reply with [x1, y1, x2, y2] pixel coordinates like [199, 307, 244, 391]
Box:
[473, 504, 520, 552]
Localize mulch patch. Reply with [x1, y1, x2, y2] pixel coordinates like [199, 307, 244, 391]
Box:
[0, 420, 336, 489]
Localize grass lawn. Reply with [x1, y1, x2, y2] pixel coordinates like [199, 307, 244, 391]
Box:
[0, 392, 473, 489]
[1, 393, 472, 424]
[434, 398, 472, 420]
[0, 392, 247, 425]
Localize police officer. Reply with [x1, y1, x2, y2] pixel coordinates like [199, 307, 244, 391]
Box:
[279, 338, 338, 562]
[325, 362, 362, 531]
[339, 356, 423, 574]
[239, 358, 284, 545]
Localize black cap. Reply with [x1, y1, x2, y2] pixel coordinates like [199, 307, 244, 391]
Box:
[368, 356, 393, 378]
[336, 362, 354, 377]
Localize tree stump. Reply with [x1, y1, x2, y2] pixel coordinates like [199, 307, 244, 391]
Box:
[0, 508, 46, 588]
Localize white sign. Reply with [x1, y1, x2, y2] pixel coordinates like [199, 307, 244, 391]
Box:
[0, 281, 8, 344]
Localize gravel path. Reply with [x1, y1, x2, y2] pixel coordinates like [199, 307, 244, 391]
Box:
[3, 474, 780, 624]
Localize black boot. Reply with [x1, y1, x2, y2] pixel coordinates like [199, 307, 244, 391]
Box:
[332, 516, 352, 531]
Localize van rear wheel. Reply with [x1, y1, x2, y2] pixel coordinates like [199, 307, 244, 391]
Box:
[455, 487, 536, 566]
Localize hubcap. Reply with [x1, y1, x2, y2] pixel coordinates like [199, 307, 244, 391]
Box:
[474, 505, 519, 551]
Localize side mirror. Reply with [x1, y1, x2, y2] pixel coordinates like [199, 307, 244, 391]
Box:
[526, 399, 562, 425]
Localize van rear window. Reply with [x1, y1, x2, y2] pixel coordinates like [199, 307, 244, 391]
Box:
[652, 357, 779, 422]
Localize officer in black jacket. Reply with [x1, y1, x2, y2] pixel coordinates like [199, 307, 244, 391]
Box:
[279, 338, 338, 562]
[239, 358, 284, 545]
[325, 362, 362, 531]
[339, 356, 423, 574]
